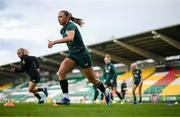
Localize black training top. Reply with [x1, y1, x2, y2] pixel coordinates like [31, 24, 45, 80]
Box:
[15, 55, 40, 78]
[132, 68, 142, 81]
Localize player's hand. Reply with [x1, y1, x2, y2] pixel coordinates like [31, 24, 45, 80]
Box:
[110, 79, 114, 83]
[9, 64, 15, 72]
[10, 64, 15, 67]
[48, 40, 55, 48]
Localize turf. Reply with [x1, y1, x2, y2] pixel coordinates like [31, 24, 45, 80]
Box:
[0, 103, 180, 117]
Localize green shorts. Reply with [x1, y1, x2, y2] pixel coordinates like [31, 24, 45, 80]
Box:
[105, 79, 117, 88]
[68, 50, 92, 69]
[104, 79, 117, 88]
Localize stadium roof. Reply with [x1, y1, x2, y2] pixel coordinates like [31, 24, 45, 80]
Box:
[89, 24, 180, 65]
[0, 24, 180, 81]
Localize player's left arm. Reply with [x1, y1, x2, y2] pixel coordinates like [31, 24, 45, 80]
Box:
[50, 30, 75, 45]
[111, 64, 117, 82]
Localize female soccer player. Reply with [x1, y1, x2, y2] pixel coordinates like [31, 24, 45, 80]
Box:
[103, 54, 122, 102]
[131, 63, 143, 104]
[11, 48, 48, 104]
[48, 10, 111, 106]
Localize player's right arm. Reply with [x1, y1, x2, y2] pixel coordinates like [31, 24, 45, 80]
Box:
[11, 63, 25, 73]
[48, 27, 75, 48]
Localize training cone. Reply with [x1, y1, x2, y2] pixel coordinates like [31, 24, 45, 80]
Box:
[3, 102, 15, 107]
[52, 103, 60, 106]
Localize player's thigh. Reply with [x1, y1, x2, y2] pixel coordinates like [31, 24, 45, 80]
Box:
[132, 84, 138, 92]
[29, 81, 37, 91]
[58, 58, 76, 75]
[82, 67, 98, 84]
[138, 81, 143, 93]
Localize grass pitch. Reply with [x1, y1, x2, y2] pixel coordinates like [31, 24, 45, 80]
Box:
[0, 103, 180, 117]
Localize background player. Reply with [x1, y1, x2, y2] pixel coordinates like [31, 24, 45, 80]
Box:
[131, 63, 143, 104]
[11, 48, 48, 104]
[121, 80, 127, 103]
[103, 54, 122, 102]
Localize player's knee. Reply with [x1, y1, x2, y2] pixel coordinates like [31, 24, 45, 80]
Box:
[58, 70, 66, 77]
[90, 78, 99, 85]
[28, 88, 34, 93]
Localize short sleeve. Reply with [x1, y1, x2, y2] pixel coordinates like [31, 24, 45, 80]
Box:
[66, 23, 76, 31]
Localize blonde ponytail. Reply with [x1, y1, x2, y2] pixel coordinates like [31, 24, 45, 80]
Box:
[17, 48, 29, 55]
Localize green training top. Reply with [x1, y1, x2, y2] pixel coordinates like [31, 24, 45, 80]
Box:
[60, 22, 86, 54]
[103, 62, 117, 81]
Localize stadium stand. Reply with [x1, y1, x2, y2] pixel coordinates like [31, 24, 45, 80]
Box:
[161, 70, 180, 96]
[144, 70, 180, 95]
[0, 83, 12, 91]
[161, 79, 180, 96]
[0, 24, 179, 103]
[142, 72, 168, 93]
